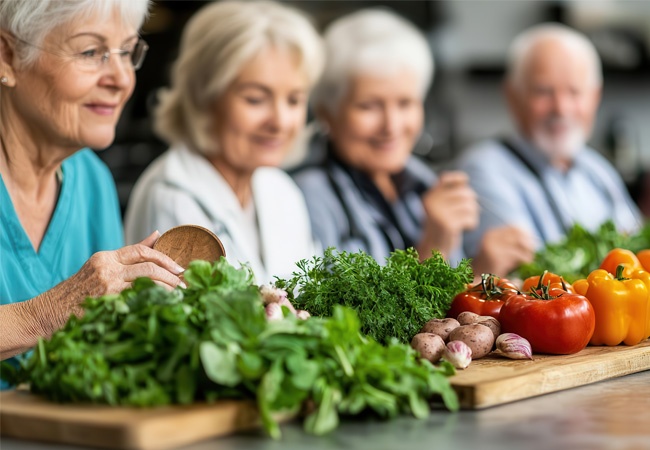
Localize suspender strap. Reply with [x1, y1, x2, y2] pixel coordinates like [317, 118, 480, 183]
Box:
[499, 138, 570, 234]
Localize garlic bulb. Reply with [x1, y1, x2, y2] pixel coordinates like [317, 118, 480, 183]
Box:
[444, 340, 473, 369]
[495, 333, 533, 360]
[265, 303, 283, 321]
[259, 285, 288, 305]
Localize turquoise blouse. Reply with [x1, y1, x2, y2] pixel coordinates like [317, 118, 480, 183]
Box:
[1, 149, 123, 387]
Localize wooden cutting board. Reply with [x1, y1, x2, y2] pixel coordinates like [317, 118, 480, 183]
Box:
[1, 341, 649, 449]
[0, 392, 288, 450]
[450, 339, 650, 409]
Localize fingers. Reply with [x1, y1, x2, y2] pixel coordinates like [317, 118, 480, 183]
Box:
[423, 183, 479, 233]
[481, 226, 536, 269]
[116, 243, 184, 275]
[499, 226, 536, 255]
[139, 230, 161, 248]
[437, 171, 469, 188]
[124, 262, 186, 289]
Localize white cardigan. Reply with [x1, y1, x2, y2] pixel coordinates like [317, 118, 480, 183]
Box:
[124, 145, 317, 284]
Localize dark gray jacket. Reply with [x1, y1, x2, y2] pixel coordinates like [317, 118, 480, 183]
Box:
[291, 132, 463, 263]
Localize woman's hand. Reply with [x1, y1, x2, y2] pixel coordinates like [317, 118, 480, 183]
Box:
[69, 231, 185, 300]
[418, 171, 479, 260]
[0, 231, 185, 360]
[471, 225, 536, 278]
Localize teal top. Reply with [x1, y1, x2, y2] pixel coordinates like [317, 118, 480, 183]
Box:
[1, 149, 123, 388]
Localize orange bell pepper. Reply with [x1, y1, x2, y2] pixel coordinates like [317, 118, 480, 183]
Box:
[636, 249, 650, 272]
[574, 265, 650, 346]
[599, 248, 642, 277]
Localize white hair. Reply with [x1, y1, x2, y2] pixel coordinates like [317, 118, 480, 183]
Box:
[0, 0, 150, 67]
[506, 22, 602, 90]
[311, 8, 434, 116]
[154, 0, 324, 156]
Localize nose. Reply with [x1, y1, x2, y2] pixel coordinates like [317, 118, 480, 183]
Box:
[100, 54, 133, 89]
[381, 104, 401, 136]
[268, 100, 295, 132]
[551, 90, 573, 117]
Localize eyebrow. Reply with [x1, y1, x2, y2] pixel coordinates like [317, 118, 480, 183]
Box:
[237, 82, 306, 95]
[67, 32, 139, 44]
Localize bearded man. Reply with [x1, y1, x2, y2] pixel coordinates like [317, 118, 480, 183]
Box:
[456, 23, 642, 256]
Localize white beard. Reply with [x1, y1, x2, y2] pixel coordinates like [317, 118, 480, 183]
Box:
[531, 118, 587, 161]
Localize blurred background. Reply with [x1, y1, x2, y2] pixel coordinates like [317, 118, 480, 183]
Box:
[100, 0, 650, 216]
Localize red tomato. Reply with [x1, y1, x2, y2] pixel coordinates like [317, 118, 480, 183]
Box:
[446, 274, 518, 320]
[499, 287, 595, 355]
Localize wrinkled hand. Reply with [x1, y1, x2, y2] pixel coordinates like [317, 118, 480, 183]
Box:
[472, 225, 536, 278]
[2, 232, 186, 360]
[418, 172, 479, 259]
[68, 231, 185, 304]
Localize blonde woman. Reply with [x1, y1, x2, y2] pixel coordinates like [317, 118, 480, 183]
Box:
[124, 1, 324, 283]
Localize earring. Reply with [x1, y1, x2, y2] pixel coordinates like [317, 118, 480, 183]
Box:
[0, 76, 7, 84]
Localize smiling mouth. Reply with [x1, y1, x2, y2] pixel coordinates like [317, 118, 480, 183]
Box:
[371, 139, 402, 150]
[253, 137, 286, 148]
[85, 104, 118, 116]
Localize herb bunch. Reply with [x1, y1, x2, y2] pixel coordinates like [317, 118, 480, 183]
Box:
[275, 248, 473, 345]
[514, 220, 650, 282]
[3, 258, 458, 438]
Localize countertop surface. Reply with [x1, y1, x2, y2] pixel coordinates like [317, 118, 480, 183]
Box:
[2, 370, 649, 450]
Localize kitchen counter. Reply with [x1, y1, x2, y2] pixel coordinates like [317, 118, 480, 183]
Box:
[2, 370, 649, 450]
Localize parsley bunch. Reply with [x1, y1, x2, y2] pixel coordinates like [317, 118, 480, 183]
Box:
[3, 258, 458, 439]
[275, 248, 473, 345]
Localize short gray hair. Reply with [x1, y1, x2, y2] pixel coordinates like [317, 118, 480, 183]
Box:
[312, 8, 434, 116]
[506, 22, 603, 90]
[154, 0, 325, 156]
[0, 0, 150, 67]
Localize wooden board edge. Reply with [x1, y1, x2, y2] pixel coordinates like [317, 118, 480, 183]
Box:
[0, 396, 296, 450]
[454, 351, 650, 409]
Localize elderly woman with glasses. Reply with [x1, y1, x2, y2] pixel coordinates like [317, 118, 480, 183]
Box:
[124, 0, 324, 284]
[0, 0, 184, 374]
[291, 9, 535, 278]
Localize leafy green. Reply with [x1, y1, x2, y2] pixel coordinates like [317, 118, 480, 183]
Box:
[274, 248, 473, 345]
[3, 257, 458, 439]
[514, 220, 650, 282]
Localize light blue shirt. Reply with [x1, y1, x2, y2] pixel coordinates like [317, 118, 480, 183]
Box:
[455, 136, 642, 258]
[1, 149, 123, 388]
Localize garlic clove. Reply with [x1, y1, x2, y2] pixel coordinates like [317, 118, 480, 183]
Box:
[265, 302, 284, 321]
[495, 333, 533, 360]
[296, 310, 311, 320]
[444, 340, 473, 369]
[259, 285, 288, 305]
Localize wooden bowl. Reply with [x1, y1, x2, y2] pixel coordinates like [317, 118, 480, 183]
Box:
[153, 225, 226, 269]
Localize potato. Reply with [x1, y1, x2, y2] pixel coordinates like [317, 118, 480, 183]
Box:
[477, 316, 501, 341]
[420, 318, 460, 341]
[448, 324, 496, 359]
[456, 311, 501, 342]
[410, 333, 446, 363]
[457, 311, 481, 325]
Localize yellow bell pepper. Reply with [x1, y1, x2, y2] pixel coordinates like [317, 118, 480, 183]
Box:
[573, 265, 650, 346]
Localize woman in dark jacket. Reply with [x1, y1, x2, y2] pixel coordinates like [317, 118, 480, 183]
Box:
[291, 9, 535, 277]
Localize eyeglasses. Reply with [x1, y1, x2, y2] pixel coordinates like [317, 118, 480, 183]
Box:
[14, 36, 149, 71]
